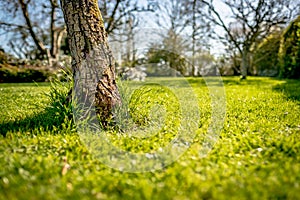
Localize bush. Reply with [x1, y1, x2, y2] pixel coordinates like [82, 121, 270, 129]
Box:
[0, 50, 71, 83]
[0, 50, 8, 64]
[0, 64, 54, 83]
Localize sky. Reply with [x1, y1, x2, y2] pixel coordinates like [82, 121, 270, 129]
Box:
[0, 0, 231, 58]
[112, 0, 232, 57]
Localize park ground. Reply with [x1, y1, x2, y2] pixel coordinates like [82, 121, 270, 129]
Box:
[0, 76, 300, 199]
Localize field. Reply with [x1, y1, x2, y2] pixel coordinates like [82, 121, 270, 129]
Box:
[0, 77, 300, 199]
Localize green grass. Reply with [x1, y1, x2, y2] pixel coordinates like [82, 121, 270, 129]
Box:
[1, 77, 300, 199]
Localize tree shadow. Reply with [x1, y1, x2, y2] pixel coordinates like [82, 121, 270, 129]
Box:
[272, 79, 300, 103]
[188, 76, 279, 87]
[0, 99, 73, 137]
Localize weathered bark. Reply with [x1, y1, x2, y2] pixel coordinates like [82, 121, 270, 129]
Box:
[60, 0, 121, 127]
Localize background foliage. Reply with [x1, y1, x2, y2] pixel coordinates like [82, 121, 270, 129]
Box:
[279, 15, 300, 79]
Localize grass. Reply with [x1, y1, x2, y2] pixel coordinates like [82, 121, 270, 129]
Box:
[0, 76, 300, 199]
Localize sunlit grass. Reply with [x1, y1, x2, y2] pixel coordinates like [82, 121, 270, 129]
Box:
[0, 77, 300, 199]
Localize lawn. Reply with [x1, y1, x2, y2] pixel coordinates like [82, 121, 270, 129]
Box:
[0, 77, 300, 200]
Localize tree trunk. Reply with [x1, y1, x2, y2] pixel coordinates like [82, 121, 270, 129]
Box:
[50, 0, 67, 63]
[60, 0, 121, 127]
[50, 0, 66, 62]
[191, 0, 196, 77]
[241, 50, 249, 80]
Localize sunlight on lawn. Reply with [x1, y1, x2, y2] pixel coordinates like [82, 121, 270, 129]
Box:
[0, 77, 300, 200]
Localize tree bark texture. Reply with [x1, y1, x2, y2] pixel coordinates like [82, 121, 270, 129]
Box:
[60, 0, 121, 127]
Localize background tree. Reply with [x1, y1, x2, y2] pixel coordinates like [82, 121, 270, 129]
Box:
[0, 0, 156, 64]
[99, 0, 156, 36]
[201, 0, 299, 79]
[115, 12, 139, 68]
[279, 15, 300, 79]
[146, 0, 195, 75]
[189, 0, 211, 76]
[253, 30, 282, 76]
[146, 38, 188, 75]
[144, 0, 213, 76]
[0, 0, 65, 62]
[60, 0, 121, 126]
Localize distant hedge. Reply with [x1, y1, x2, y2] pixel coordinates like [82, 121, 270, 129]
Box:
[0, 64, 54, 83]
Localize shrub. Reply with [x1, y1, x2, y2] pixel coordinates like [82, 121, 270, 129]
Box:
[0, 64, 54, 83]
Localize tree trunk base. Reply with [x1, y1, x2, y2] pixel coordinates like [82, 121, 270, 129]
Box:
[240, 75, 247, 80]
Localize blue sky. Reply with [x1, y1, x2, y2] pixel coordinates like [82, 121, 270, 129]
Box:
[0, 0, 231, 57]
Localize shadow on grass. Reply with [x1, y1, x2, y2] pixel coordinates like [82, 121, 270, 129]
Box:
[273, 79, 300, 103]
[0, 98, 73, 137]
[187, 76, 281, 87]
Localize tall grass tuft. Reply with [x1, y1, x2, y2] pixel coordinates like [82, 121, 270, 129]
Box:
[44, 69, 74, 133]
